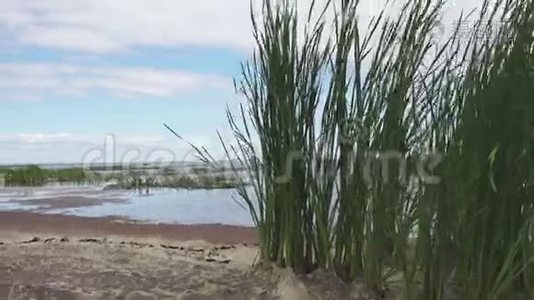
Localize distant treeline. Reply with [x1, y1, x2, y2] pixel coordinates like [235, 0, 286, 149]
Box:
[143, 174, 239, 190]
[0, 165, 243, 189]
[1, 165, 86, 186]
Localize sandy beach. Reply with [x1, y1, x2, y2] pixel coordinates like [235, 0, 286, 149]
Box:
[0, 211, 366, 300]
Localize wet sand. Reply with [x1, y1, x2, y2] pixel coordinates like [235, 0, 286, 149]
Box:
[0, 211, 257, 245]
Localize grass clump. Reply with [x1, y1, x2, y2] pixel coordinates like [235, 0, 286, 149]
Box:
[195, 0, 534, 298]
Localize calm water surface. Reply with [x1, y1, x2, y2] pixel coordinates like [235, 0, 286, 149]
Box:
[0, 185, 254, 226]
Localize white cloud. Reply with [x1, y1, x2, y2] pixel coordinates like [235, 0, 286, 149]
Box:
[0, 132, 228, 164]
[0, 133, 165, 146]
[0, 63, 230, 100]
[17, 133, 75, 144]
[0, 0, 254, 53]
[0, 0, 484, 54]
[21, 26, 123, 53]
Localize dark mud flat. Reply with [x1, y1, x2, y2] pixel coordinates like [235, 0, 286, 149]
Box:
[0, 211, 257, 245]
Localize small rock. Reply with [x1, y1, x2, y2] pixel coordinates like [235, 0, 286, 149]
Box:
[129, 242, 154, 248]
[161, 244, 180, 250]
[205, 255, 231, 264]
[60, 237, 69, 242]
[21, 237, 40, 244]
[218, 245, 235, 250]
[79, 238, 100, 243]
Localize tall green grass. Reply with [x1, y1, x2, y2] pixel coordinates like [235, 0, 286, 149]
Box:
[196, 0, 534, 298]
[416, 1, 534, 298]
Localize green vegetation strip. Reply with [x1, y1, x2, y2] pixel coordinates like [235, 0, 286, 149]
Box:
[0, 165, 241, 189]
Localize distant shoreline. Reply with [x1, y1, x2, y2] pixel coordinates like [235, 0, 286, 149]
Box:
[0, 163, 248, 189]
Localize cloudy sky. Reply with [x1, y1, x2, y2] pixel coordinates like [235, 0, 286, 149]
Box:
[0, 0, 481, 164]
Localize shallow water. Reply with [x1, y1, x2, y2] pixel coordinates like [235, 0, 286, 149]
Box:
[0, 185, 254, 226]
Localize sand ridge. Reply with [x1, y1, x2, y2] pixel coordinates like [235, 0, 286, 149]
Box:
[0, 234, 372, 299]
[0, 234, 273, 299]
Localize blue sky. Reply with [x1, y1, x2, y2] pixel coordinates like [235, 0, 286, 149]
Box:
[0, 0, 479, 164]
[0, 0, 256, 164]
[0, 47, 243, 164]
